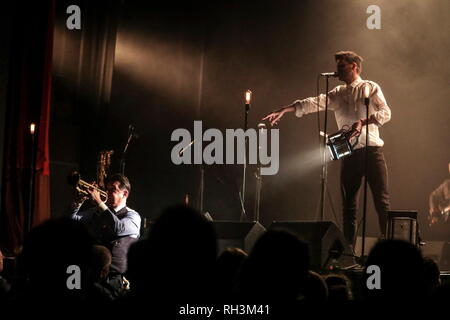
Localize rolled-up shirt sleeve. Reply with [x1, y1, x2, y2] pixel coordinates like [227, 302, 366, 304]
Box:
[294, 87, 341, 118]
[370, 83, 391, 126]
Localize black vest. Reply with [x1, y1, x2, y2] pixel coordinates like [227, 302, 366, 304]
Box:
[96, 207, 139, 274]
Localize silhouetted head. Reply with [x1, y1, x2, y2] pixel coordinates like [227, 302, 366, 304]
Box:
[125, 239, 148, 295]
[216, 247, 247, 273]
[144, 205, 217, 301]
[324, 273, 353, 301]
[423, 257, 441, 295]
[214, 247, 248, 299]
[19, 218, 94, 301]
[237, 229, 310, 302]
[302, 270, 328, 302]
[363, 239, 425, 301]
[91, 245, 112, 282]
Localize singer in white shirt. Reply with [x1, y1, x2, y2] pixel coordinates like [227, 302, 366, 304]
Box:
[263, 51, 391, 246]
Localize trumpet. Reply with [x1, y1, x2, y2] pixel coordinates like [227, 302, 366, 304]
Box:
[68, 171, 108, 202]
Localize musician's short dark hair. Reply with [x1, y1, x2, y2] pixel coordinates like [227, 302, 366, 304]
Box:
[106, 173, 131, 193]
[335, 51, 363, 74]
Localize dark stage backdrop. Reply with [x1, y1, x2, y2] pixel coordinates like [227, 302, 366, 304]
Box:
[0, 5, 13, 213]
[50, 0, 450, 240]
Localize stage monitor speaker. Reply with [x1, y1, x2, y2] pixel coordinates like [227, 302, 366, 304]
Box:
[437, 242, 450, 271]
[421, 240, 446, 267]
[213, 221, 266, 255]
[386, 210, 418, 245]
[270, 221, 354, 270]
[420, 241, 450, 271]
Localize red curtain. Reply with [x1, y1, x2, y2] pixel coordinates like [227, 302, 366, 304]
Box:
[0, 1, 54, 254]
[34, 0, 54, 229]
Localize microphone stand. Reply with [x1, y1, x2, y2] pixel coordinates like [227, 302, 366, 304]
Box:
[253, 123, 266, 223]
[240, 101, 250, 221]
[319, 75, 332, 222]
[199, 163, 204, 214]
[120, 126, 137, 175]
[178, 140, 204, 213]
[360, 96, 370, 260]
[254, 166, 262, 222]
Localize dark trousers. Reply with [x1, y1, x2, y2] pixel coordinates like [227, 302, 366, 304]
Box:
[341, 147, 390, 245]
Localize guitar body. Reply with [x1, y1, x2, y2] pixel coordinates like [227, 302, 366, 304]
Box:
[429, 209, 450, 227]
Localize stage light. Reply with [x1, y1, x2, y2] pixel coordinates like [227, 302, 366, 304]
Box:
[30, 123, 36, 135]
[245, 90, 252, 105]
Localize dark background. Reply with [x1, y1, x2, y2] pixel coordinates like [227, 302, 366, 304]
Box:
[45, 0, 450, 240]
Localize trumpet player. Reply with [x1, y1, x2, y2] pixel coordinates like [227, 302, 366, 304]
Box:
[69, 173, 141, 293]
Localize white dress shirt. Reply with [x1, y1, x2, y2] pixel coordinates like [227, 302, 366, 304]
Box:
[293, 76, 391, 149]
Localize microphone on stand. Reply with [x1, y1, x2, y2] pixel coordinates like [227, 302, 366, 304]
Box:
[320, 72, 338, 77]
[120, 124, 139, 174]
[240, 89, 252, 222]
[128, 125, 140, 139]
[363, 83, 372, 106]
[360, 82, 372, 260]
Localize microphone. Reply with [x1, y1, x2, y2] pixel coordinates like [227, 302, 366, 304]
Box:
[363, 83, 371, 98]
[363, 83, 372, 106]
[128, 124, 139, 139]
[320, 72, 338, 77]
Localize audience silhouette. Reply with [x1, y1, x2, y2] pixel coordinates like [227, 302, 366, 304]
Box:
[5, 205, 450, 315]
[362, 239, 426, 302]
[236, 229, 310, 302]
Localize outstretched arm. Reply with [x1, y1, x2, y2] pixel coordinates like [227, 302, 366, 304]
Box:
[262, 104, 296, 126]
[263, 87, 340, 126]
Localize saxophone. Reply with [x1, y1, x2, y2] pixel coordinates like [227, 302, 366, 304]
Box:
[97, 150, 114, 189]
